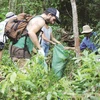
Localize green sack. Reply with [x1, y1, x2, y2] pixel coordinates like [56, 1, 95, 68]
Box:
[52, 44, 69, 79]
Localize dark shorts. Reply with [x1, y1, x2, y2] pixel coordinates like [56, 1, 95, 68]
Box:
[9, 45, 31, 59]
[0, 42, 5, 51]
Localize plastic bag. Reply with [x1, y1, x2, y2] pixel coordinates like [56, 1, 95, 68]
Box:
[52, 44, 69, 79]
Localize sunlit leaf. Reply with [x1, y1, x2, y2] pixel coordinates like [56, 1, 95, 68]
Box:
[47, 92, 52, 100]
[10, 72, 17, 84]
[1, 81, 7, 94]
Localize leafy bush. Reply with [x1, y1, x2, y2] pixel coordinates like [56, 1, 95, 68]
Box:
[0, 50, 100, 100]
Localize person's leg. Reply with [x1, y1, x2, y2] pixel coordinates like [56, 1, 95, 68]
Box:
[41, 43, 47, 56]
[45, 45, 49, 56]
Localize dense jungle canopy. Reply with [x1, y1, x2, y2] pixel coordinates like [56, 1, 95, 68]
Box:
[0, 0, 100, 31]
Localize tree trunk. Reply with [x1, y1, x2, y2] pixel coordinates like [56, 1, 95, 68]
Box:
[70, 0, 80, 57]
[9, 0, 17, 13]
[20, 0, 25, 13]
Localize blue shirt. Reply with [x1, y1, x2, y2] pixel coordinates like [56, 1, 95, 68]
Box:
[80, 32, 97, 51]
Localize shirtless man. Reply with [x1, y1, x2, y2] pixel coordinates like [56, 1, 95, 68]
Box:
[9, 7, 61, 59]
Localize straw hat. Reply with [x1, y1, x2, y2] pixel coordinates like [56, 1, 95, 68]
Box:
[81, 25, 93, 34]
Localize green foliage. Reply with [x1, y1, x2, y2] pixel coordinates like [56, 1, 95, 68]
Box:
[0, 0, 9, 21]
[51, 25, 61, 41]
[72, 51, 100, 96]
[0, 0, 99, 33]
[95, 22, 100, 33]
[17, 0, 43, 14]
[0, 50, 100, 99]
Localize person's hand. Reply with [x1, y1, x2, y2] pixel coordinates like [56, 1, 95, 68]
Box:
[64, 47, 70, 50]
[57, 41, 61, 44]
[33, 48, 37, 54]
[38, 48, 45, 56]
[64, 46, 75, 50]
[51, 41, 56, 45]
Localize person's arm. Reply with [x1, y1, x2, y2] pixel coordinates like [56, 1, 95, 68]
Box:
[42, 33, 56, 44]
[64, 46, 75, 50]
[32, 48, 37, 54]
[27, 17, 45, 50]
[50, 32, 61, 44]
[80, 40, 87, 51]
[80, 37, 97, 51]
